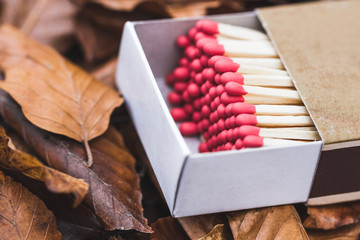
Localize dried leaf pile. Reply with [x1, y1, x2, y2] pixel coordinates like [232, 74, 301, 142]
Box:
[0, 0, 359, 239]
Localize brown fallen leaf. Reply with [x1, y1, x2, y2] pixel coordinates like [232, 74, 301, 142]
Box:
[198, 224, 233, 240]
[151, 216, 190, 240]
[304, 202, 360, 230]
[0, 125, 88, 207]
[0, 0, 78, 53]
[0, 169, 62, 240]
[178, 213, 227, 240]
[0, 24, 124, 166]
[75, 1, 170, 63]
[0, 91, 151, 233]
[165, 1, 221, 18]
[307, 221, 360, 240]
[91, 57, 118, 90]
[227, 205, 309, 240]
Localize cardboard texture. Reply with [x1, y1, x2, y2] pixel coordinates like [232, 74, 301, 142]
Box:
[257, 0, 360, 205]
[116, 12, 322, 217]
[257, 1, 360, 145]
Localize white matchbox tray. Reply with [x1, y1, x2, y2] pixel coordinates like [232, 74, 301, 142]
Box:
[115, 11, 323, 217]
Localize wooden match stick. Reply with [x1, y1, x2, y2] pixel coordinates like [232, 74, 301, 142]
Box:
[220, 72, 294, 87]
[237, 125, 320, 140]
[236, 114, 314, 127]
[203, 41, 278, 58]
[196, 19, 269, 41]
[230, 102, 308, 116]
[243, 136, 307, 148]
[231, 57, 284, 70]
[214, 59, 288, 75]
[196, 37, 274, 51]
[225, 82, 301, 101]
[243, 94, 303, 105]
[208, 55, 284, 70]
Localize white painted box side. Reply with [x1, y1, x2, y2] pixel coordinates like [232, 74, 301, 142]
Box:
[174, 141, 322, 217]
[116, 22, 191, 211]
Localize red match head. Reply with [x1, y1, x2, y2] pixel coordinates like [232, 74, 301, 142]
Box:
[176, 35, 190, 48]
[184, 45, 200, 60]
[236, 114, 258, 126]
[220, 72, 244, 85]
[196, 19, 219, 35]
[202, 68, 216, 82]
[207, 55, 229, 67]
[237, 125, 260, 138]
[214, 59, 240, 73]
[168, 91, 182, 105]
[170, 108, 189, 122]
[203, 42, 225, 56]
[190, 59, 203, 72]
[235, 139, 244, 149]
[243, 135, 264, 148]
[179, 122, 199, 136]
[225, 82, 247, 96]
[220, 92, 244, 105]
[231, 102, 256, 115]
[165, 73, 175, 86]
[187, 83, 200, 98]
[188, 27, 198, 40]
[196, 37, 216, 50]
[199, 142, 209, 153]
[173, 66, 189, 81]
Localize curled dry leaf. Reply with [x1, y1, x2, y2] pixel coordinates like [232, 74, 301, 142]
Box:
[197, 224, 233, 240]
[0, 169, 62, 240]
[0, 126, 88, 207]
[151, 216, 190, 240]
[178, 213, 227, 240]
[227, 205, 309, 240]
[304, 202, 360, 230]
[0, 24, 123, 166]
[0, 0, 78, 52]
[91, 57, 118, 90]
[307, 221, 360, 240]
[0, 91, 151, 233]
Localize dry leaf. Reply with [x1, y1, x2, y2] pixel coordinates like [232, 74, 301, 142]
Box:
[0, 91, 151, 233]
[178, 214, 227, 239]
[151, 217, 190, 240]
[73, 0, 150, 11]
[304, 202, 360, 230]
[0, 24, 123, 166]
[198, 224, 233, 240]
[91, 57, 118, 90]
[0, 169, 62, 240]
[75, 2, 170, 63]
[227, 205, 309, 240]
[0, 0, 78, 52]
[307, 221, 360, 240]
[0, 125, 88, 207]
[165, 1, 220, 18]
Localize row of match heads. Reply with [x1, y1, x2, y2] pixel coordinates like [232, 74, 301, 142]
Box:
[166, 19, 318, 153]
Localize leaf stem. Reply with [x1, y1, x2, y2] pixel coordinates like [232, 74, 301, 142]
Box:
[21, 0, 49, 34]
[83, 140, 93, 167]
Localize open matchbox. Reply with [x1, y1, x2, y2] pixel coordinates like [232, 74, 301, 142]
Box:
[116, 1, 360, 217]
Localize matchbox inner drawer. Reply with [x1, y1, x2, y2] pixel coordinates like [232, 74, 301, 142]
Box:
[116, 0, 360, 217]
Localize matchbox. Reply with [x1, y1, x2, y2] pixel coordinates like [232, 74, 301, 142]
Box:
[116, 0, 359, 217]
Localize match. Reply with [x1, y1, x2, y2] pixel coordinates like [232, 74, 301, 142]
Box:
[236, 114, 314, 127]
[195, 19, 269, 41]
[203, 41, 278, 58]
[220, 72, 294, 87]
[243, 136, 307, 148]
[214, 59, 288, 75]
[230, 102, 308, 116]
[237, 125, 320, 140]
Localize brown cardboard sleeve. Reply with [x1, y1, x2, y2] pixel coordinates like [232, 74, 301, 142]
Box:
[257, 0, 360, 204]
